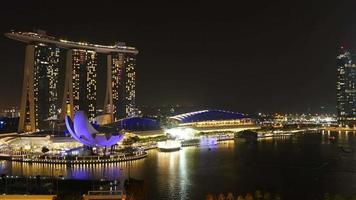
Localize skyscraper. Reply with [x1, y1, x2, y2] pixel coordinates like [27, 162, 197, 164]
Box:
[18, 43, 60, 132]
[336, 47, 356, 126]
[105, 50, 137, 122]
[6, 30, 138, 131]
[124, 54, 137, 117]
[62, 49, 98, 121]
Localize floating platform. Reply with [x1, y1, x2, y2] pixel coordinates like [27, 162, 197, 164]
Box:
[1, 152, 148, 164]
[157, 140, 182, 152]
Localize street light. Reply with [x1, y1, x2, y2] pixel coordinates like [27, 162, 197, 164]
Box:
[100, 178, 105, 191]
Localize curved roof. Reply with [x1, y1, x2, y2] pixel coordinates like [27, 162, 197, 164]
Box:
[170, 110, 248, 123]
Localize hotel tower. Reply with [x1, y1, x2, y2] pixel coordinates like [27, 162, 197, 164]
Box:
[5, 30, 138, 132]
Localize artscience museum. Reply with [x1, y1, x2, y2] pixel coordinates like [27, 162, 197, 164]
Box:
[65, 111, 124, 148]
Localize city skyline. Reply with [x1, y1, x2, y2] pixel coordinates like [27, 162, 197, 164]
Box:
[1, 1, 356, 114]
[1, 2, 356, 199]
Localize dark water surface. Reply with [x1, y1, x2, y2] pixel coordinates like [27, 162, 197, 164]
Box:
[1, 130, 356, 199]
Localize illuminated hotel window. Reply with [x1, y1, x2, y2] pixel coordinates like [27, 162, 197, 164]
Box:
[32, 44, 60, 129]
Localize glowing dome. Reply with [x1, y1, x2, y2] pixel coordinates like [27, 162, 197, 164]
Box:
[65, 111, 123, 147]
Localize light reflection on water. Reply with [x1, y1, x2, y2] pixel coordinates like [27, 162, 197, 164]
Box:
[2, 131, 356, 199]
[1, 149, 193, 181]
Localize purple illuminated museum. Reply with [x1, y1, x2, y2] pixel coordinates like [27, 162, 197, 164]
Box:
[65, 111, 124, 147]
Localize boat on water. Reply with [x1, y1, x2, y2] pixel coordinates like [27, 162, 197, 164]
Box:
[200, 137, 218, 146]
[342, 147, 352, 153]
[257, 132, 293, 139]
[157, 140, 182, 152]
[329, 136, 336, 141]
[257, 133, 274, 138]
[338, 145, 352, 153]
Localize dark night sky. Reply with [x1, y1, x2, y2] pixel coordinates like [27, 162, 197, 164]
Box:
[0, 1, 356, 114]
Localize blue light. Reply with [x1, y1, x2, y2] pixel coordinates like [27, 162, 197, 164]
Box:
[0, 121, 4, 129]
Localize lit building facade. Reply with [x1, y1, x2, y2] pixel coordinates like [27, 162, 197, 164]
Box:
[17, 43, 60, 132]
[169, 110, 259, 132]
[33, 44, 60, 129]
[63, 49, 98, 121]
[124, 54, 137, 117]
[6, 30, 138, 132]
[105, 51, 137, 122]
[336, 48, 356, 126]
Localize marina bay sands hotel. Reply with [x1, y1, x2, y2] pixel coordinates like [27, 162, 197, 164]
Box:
[5, 30, 138, 132]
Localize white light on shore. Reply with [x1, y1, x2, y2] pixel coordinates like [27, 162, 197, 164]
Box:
[165, 127, 196, 140]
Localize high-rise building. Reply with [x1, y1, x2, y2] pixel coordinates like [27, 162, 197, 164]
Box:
[105, 52, 125, 122]
[124, 53, 137, 117]
[105, 51, 137, 122]
[336, 47, 356, 126]
[17, 43, 60, 132]
[5, 30, 138, 132]
[63, 49, 98, 121]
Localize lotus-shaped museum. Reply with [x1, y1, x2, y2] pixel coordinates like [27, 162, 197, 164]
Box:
[65, 111, 124, 147]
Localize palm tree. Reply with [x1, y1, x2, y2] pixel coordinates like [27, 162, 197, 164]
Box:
[218, 193, 226, 200]
[237, 195, 246, 200]
[226, 192, 234, 200]
[205, 194, 214, 200]
[245, 193, 254, 200]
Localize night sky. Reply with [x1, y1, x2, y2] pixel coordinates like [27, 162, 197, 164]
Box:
[0, 1, 356, 114]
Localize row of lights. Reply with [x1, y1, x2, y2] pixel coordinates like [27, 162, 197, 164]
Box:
[11, 152, 147, 164]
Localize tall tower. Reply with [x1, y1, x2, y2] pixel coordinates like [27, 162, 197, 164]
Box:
[105, 51, 137, 122]
[336, 47, 356, 126]
[18, 43, 60, 132]
[62, 49, 98, 121]
[6, 30, 138, 130]
[124, 53, 137, 117]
